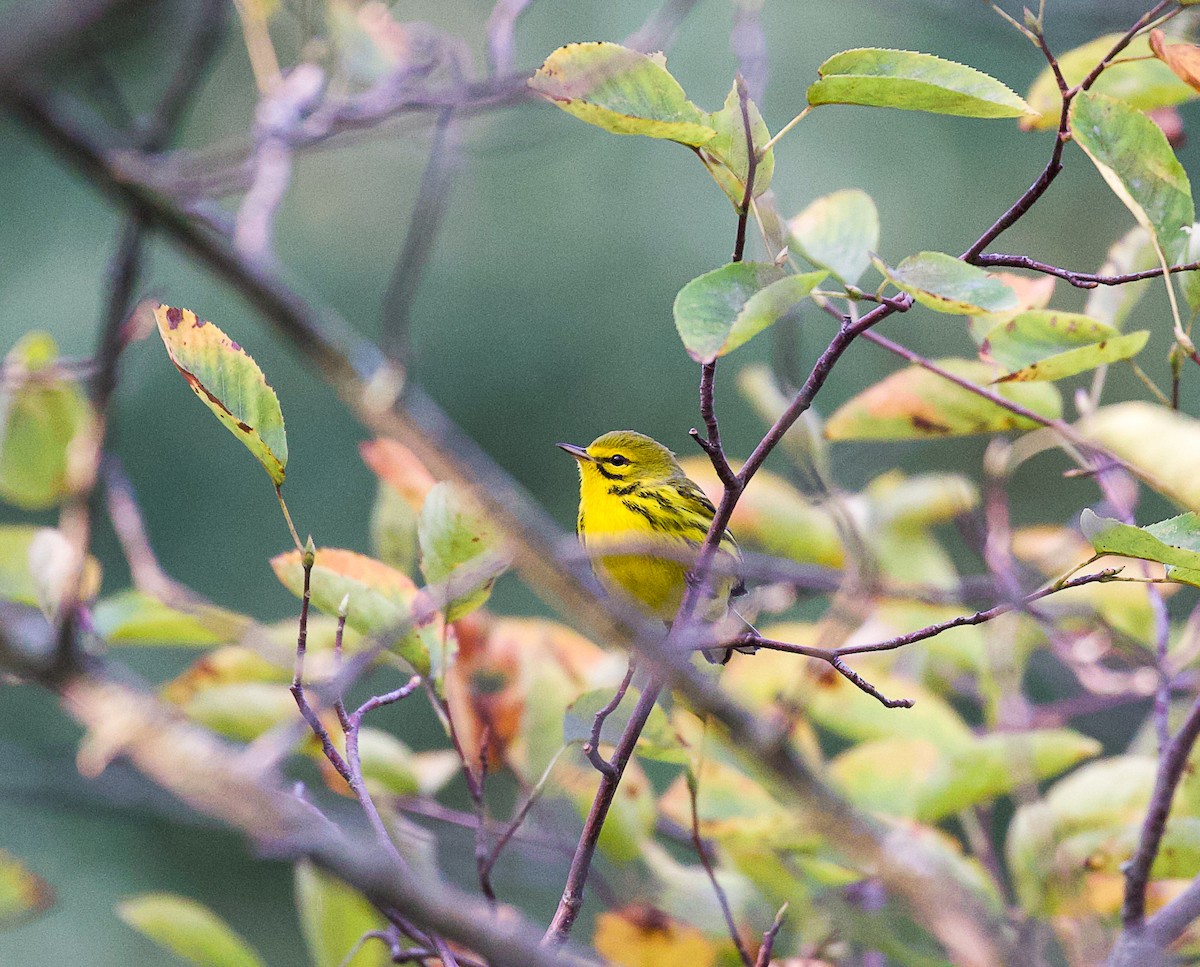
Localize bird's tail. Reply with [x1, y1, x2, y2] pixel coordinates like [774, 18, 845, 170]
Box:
[702, 606, 760, 665]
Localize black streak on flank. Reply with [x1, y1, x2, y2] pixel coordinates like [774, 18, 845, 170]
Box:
[622, 499, 666, 530]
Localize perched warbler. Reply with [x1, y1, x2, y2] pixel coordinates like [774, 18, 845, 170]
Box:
[557, 430, 752, 663]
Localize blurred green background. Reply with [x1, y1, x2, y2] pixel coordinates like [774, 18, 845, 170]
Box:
[0, 0, 1192, 962]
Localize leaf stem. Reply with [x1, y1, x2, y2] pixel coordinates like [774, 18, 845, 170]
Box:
[757, 104, 811, 158]
[275, 484, 303, 551]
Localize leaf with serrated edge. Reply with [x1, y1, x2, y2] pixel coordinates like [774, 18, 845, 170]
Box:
[271, 548, 437, 674]
[808, 48, 1032, 118]
[1081, 509, 1200, 588]
[529, 43, 715, 145]
[1070, 92, 1194, 262]
[674, 262, 826, 363]
[979, 311, 1149, 382]
[1024, 34, 1197, 131]
[788, 189, 880, 284]
[699, 80, 774, 206]
[155, 305, 288, 486]
[826, 359, 1062, 440]
[117, 893, 266, 967]
[879, 252, 1019, 315]
[417, 482, 505, 621]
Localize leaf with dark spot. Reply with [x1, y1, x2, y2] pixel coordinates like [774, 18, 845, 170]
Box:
[154, 305, 288, 486]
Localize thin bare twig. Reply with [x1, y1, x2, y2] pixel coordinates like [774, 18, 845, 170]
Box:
[754, 903, 788, 967]
[583, 661, 635, 777]
[688, 771, 753, 967]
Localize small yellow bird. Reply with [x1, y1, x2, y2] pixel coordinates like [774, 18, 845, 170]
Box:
[558, 430, 752, 663]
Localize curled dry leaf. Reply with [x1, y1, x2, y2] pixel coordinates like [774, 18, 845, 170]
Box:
[1150, 29, 1200, 93]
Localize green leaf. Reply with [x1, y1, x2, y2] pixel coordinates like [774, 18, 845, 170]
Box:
[117, 893, 266, 967]
[878, 252, 1019, 315]
[979, 310, 1149, 382]
[825, 359, 1062, 440]
[155, 304, 288, 487]
[295, 862, 388, 967]
[271, 548, 436, 674]
[564, 687, 687, 764]
[92, 590, 251, 646]
[417, 482, 506, 621]
[699, 80, 774, 206]
[916, 730, 1102, 822]
[1081, 509, 1200, 588]
[807, 48, 1033, 118]
[0, 332, 92, 510]
[529, 43, 716, 145]
[1024, 34, 1197, 131]
[1007, 756, 1157, 916]
[0, 851, 52, 930]
[673, 262, 826, 363]
[1085, 226, 1158, 328]
[804, 673, 973, 752]
[1080, 401, 1200, 511]
[181, 682, 298, 742]
[787, 189, 880, 284]
[1070, 92, 1195, 262]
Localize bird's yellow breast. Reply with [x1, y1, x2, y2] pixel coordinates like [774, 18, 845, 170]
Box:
[577, 473, 736, 623]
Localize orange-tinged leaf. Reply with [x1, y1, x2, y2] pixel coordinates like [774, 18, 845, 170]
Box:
[155, 304, 288, 486]
[270, 548, 438, 674]
[825, 359, 1062, 439]
[593, 906, 717, 967]
[359, 439, 436, 509]
[0, 851, 53, 929]
[1150, 29, 1200, 93]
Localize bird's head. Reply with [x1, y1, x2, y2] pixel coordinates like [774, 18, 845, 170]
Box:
[557, 430, 682, 486]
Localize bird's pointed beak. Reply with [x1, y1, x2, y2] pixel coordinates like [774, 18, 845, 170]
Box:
[556, 442, 593, 463]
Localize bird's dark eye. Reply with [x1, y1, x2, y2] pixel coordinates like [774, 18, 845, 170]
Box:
[609, 454, 629, 467]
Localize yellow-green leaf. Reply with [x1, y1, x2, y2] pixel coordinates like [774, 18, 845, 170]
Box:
[1081, 509, 1200, 588]
[417, 482, 506, 621]
[825, 359, 1062, 440]
[181, 682, 298, 742]
[0, 851, 52, 930]
[529, 43, 716, 146]
[808, 48, 1032, 118]
[92, 590, 251, 646]
[878, 252, 1019, 315]
[155, 304, 288, 486]
[788, 188, 880, 284]
[1069, 92, 1195, 262]
[0, 332, 92, 510]
[1024, 34, 1197, 131]
[699, 80, 774, 206]
[271, 548, 436, 674]
[117, 893, 266, 967]
[295, 862, 388, 967]
[673, 262, 826, 362]
[979, 310, 1149, 382]
[1079, 402, 1200, 511]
